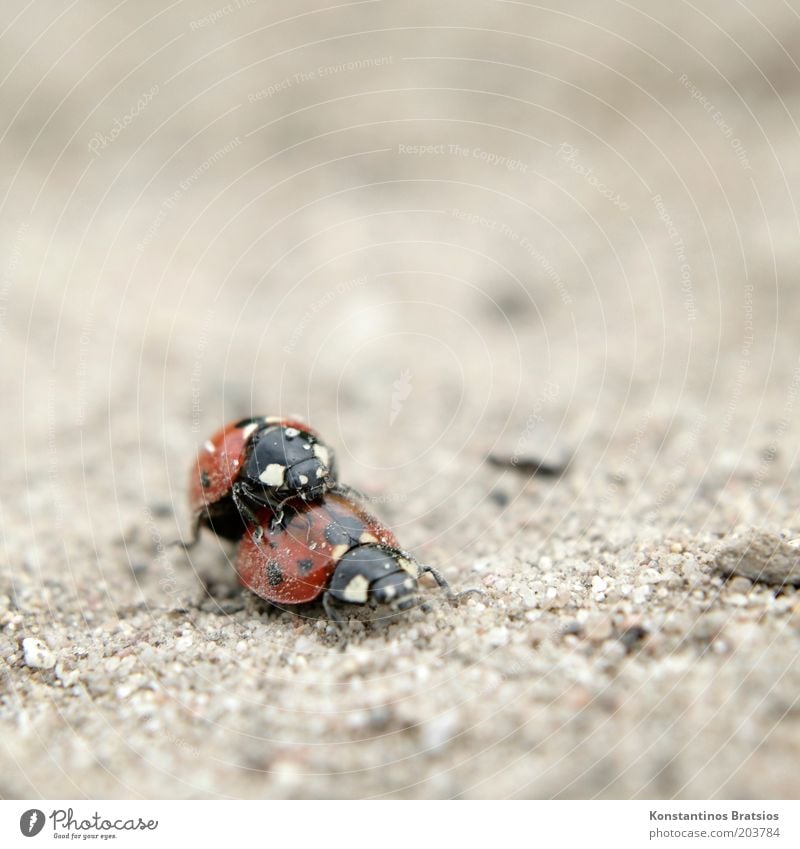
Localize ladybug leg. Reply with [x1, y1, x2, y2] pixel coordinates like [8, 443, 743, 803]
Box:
[419, 564, 453, 595]
[231, 483, 263, 539]
[419, 564, 485, 603]
[322, 591, 348, 633]
[170, 516, 201, 549]
[331, 482, 369, 505]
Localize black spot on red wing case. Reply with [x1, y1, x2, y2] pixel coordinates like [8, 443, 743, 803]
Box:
[267, 561, 284, 586]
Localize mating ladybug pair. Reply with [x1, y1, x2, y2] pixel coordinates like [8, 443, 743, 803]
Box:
[184, 416, 475, 628]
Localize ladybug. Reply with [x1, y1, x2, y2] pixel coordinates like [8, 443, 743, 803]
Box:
[235, 492, 475, 628]
[185, 416, 338, 543]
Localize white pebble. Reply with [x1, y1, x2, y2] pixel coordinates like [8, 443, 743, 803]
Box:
[639, 568, 662, 584]
[516, 588, 537, 608]
[584, 613, 613, 642]
[728, 594, 748, 607]
[294, 636, 315, 654]
[487, 626, 509, 647]
[422, 712, 460, 751]
[22, 637, 55, 669]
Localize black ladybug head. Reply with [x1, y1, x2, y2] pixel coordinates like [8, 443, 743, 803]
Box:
[243, 424, 336, 503]
[328, 545, 419, 611]
[370, 569, 419, 611]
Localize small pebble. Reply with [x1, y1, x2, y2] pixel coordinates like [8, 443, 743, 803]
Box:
[422, 712, 460, 752]
[54, 661, 80, 687]
[545, 588, 570, 609]
[489, 490, 510, 507]
[294, 636, 315, 654]
[584, 613, 613, 643]
[639, 568, 662, 584]
[175, 636, 193, 652]
[619, 625, 648, 652]
[600, 640, 627, 662]
[22, 637, 56, 669]
[487, 432, 571, 476]
[715, 528, 800, 585]
[487, 626, 509, 647]
[692, 612, 727, 642]
[528, 622, 551, 645]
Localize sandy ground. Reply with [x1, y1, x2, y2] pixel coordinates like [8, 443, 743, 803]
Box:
[2, 0, 800, 799]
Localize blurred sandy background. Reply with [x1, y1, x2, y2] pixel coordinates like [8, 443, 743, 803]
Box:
[1, 0, 800, 798]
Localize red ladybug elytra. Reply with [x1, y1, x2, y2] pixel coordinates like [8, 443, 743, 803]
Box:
[236, 492, 471, 628]
[186, 416, 338, 543]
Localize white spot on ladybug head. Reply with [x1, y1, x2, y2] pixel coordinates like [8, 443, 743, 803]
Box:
[298, 474, 309, 485]
[284, 427, 300, 438]
[316, 467, 326, 479]
[343, 574, 369, 603]
[331, 543, 350, 562]
[258, 463, 286, 486]
[313, 444, 330, 467]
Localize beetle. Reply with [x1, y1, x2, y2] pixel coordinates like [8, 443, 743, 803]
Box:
[235, 492, 476, 629]
[185, 416, 338, 544]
